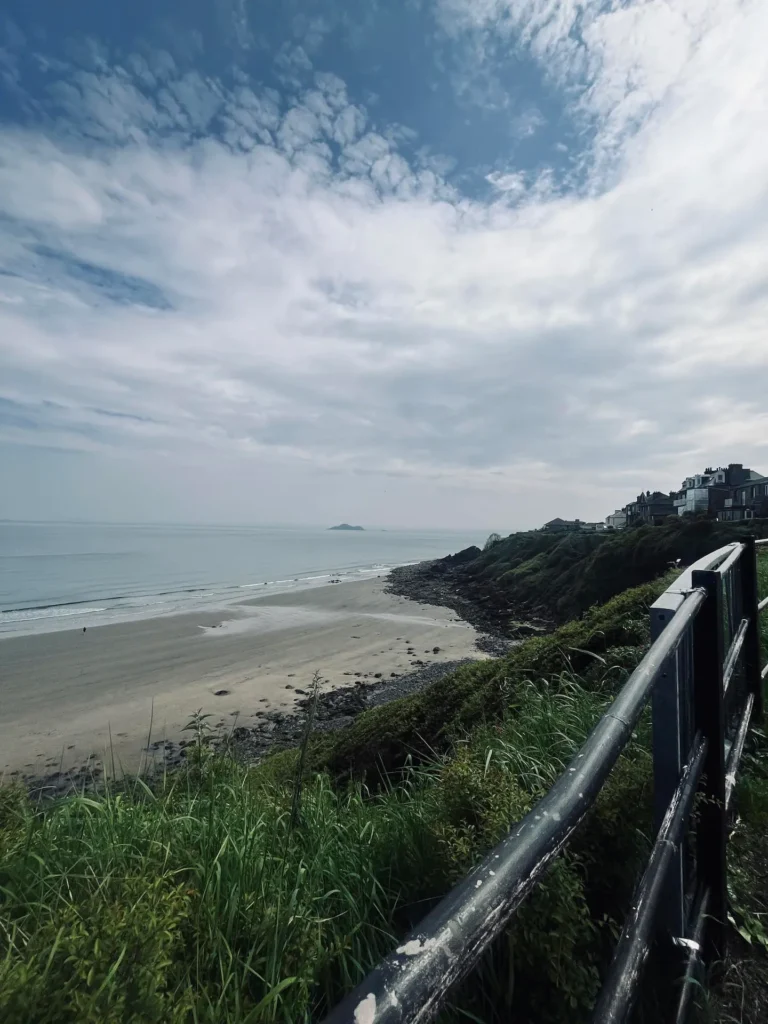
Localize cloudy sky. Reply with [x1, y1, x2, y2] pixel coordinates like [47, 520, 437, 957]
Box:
[1, 0, 767, 530]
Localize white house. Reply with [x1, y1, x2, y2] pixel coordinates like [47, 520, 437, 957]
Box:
[605, 510, 628, 529]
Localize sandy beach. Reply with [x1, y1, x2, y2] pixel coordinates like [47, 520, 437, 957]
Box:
[0, 577, 482, 782]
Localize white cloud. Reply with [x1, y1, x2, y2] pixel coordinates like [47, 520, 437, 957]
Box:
[511, 105, 545, 139]
[168, 72, 223, 131]
[274, 43, 313, 88]
[2, 2, 768, 528]
[486, 170, 526, 193]
[339, 132, 391, 175]
[332, 104, 367, 146]
[277, 105, 322, 153]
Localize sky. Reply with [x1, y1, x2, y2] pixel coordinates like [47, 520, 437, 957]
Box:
[1, 0, 768, 530]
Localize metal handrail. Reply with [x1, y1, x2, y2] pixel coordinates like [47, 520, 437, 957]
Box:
[716, 541, 746, 577]
[322, 589, 706, 1024]
[726, 694, 755, 810]
[592, 735, 708, 1024]
[673, 887, 710, 1024]
[723, 618, 750, 694]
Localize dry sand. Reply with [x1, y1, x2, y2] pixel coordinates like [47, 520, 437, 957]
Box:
[0, 577, 481, 780]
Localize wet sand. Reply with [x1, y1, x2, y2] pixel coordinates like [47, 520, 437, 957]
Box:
[0, 578, 480, 780]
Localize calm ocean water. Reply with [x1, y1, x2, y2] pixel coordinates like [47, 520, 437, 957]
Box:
[0, 522, 489, 639]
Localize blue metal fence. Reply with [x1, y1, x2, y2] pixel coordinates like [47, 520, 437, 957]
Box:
[322, 536, 768, 1024]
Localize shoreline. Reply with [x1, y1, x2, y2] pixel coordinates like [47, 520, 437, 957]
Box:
[386, 558, 551, 646]
[0, 576, 491, 796]
[0, 564, 411, 642]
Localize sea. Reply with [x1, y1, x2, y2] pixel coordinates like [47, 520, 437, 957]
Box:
[0, 521, 490, 639]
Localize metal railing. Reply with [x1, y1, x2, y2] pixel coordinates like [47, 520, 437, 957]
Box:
[322, 536, 768, 1024]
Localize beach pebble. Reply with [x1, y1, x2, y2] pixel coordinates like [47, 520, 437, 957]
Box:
[214, 689, 230, 696]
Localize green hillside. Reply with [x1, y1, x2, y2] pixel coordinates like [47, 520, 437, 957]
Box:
[393, 517, 768, 633]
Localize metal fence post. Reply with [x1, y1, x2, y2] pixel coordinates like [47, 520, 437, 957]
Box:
[651, 606, 687, 940]
[691, 569, 727, 963]
[740, 536, 763, 720]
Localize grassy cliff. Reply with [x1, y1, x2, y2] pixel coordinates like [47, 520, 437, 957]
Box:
[391, 517, 768, 633]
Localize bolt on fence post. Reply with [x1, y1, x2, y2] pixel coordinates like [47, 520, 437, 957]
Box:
[691, 568, 727, 964]
[740, 536, 763, 720]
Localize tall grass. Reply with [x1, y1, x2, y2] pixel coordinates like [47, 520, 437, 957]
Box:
[0, 667, 637, 1024]
[758, 549, 768, 656]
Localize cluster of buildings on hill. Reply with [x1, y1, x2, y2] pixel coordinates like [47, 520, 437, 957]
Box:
[543, 463, 768, 533]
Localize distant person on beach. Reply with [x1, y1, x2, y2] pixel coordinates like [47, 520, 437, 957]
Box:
[83, 627, 86, 633]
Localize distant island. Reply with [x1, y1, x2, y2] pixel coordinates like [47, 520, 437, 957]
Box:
[329, 523, 364, 531]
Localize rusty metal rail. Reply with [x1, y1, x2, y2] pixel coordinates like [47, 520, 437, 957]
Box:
[322, 536, 768, 1024]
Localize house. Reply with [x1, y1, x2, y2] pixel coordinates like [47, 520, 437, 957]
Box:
[625, 491, 676, 526]
[718, 474, 768, 522]
[673, 463, 757, 517]
[609, 461, 766, 530]
[542, 518, 583, 532]
[542, 518, 606, 533]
